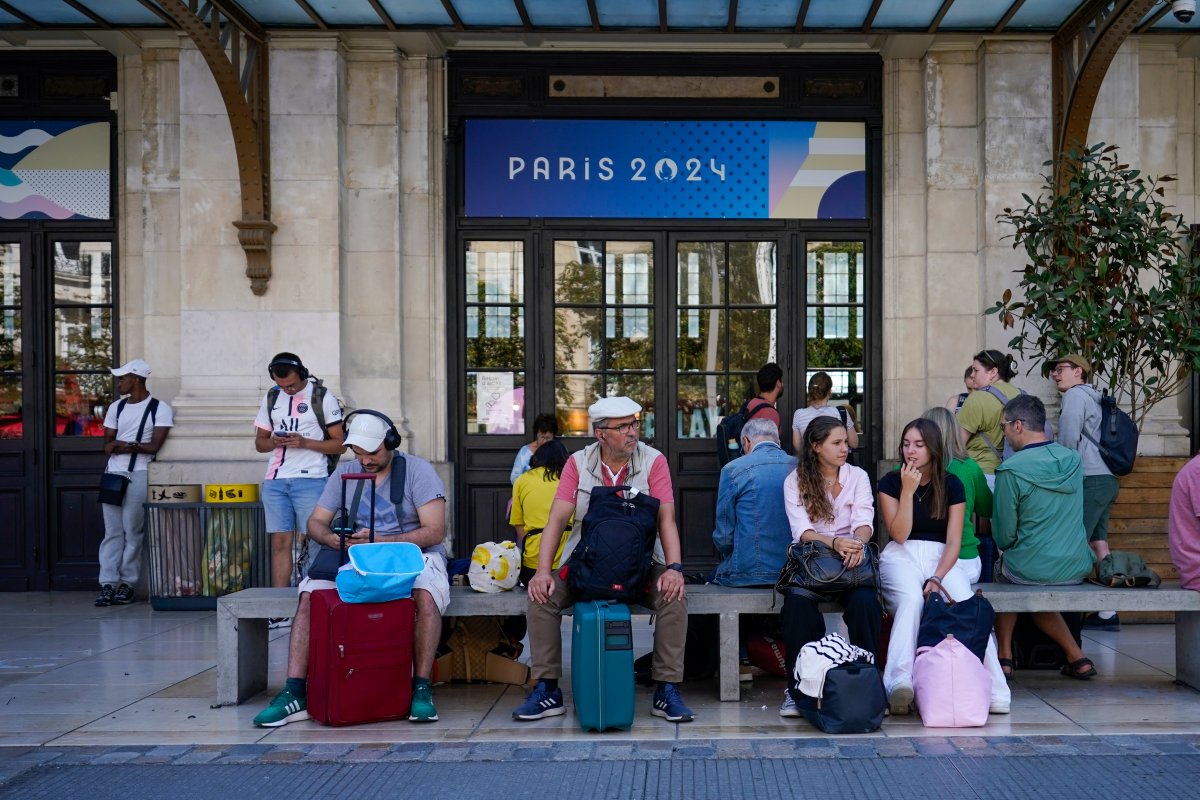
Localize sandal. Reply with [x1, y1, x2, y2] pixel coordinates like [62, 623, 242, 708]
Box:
[1060, 657, 1097, 680]
[999, 658, 1015, 681]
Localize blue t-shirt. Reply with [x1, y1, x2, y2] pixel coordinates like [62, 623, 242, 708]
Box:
[317, 456, 447, 556]
[879, 471, 966, 544]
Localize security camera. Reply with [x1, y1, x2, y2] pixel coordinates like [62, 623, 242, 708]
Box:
[1173, 0, 1195, 23]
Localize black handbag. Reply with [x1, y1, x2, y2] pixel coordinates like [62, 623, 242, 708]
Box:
[98, 472, 130, 506]
[792, 659, 886, 734]
[916, 587, 995, 663]
[775, 539, 879, 601]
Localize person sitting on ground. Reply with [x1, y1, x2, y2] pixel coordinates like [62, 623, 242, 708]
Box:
[778, 416, 880, 719]
[711, 417, 797, 587]
[946, 365, 976, 413]
[992, 394, 1098, 680]
[1169, 451, 1200, 592]
[957, 349, 1021, 488]
[510, 413, 558, 484]
[253, 410, 450, 727]
[513, 396, 694, 724]
[510, 439, 571, 587]
[792, 371, 859, 453]
[878, 417, 1011, 716]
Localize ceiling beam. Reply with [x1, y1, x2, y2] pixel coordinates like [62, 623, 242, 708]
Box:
[290, 0, 328, 30]
[586, 0, 599, 30]
[928, 0, 956, 34]
[513, 0, 532, 31]
[440, 0, 465, 30]
[728, 0, 738, 32]
[993, 0, 1026, 34]
[0, 0, 38, 27]
[63, 0, 112, 28]
[862, 0, 883, 32]
[659, 0, 667, 32]
[365, 0, 396, 31]
[135, 0, 179, 27]
[1135, 2, 1171, 32]
[795, 0, 811, 32]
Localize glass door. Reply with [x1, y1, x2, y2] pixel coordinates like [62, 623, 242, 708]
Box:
[0, 235, 35, 589]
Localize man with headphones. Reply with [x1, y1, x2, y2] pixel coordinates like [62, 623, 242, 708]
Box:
[253, 409, 450, 727]
[254, 353, 346, 603]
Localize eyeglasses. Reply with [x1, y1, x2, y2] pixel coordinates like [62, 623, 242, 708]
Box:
[597, 421, 641, 434]
[1000, 418, 1022, 429]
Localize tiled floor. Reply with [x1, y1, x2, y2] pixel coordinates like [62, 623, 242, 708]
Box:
[1, 592, 1197, 746]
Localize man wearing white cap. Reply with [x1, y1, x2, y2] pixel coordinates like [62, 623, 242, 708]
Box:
[513, 396, 695, 724]
[96, 359, 174, 606]
[253, 409, 450, 727]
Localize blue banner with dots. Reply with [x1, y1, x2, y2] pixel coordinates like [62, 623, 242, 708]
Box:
[465, 119, 865, 220]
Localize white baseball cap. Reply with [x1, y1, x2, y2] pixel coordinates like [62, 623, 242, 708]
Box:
[587, 396, 642, 423]
[111, 359, 152, 378]
[344, 412, 388, 451]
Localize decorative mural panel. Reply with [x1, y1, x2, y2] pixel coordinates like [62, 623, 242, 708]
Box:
[465, 119, 866, 220]
[0, 121, 110, 220]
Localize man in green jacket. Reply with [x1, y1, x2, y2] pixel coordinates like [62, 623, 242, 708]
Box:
[992, 394, 1098, 680]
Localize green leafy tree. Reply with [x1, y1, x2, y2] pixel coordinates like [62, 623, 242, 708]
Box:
[991, 143, 1200, 427]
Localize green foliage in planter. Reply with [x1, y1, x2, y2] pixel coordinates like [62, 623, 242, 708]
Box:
[990, 143, 1200, 428]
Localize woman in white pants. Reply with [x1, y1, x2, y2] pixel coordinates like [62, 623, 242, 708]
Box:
[878, 417, 1010, 716]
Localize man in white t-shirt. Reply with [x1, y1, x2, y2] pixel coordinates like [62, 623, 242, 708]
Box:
[255, 353, 346, 594]
[97, 359, 174, 607]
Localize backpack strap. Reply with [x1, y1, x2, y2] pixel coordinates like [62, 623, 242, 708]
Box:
[311, 379, 328, 436]
[836, 406, 848, 427]
[976, 431, 1004, 461]
[265, 385, 281, 429]
[389, 451, 408, 506]
[745, 398, 772, 421]
[127, 398, 158, 472]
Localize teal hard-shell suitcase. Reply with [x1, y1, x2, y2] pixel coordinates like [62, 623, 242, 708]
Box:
[571, 600, 635, 731]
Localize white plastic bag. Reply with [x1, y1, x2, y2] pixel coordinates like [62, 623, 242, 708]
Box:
[468, 541, 520, 592]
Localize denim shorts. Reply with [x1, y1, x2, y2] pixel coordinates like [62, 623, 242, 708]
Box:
[261, 477, 327, 534]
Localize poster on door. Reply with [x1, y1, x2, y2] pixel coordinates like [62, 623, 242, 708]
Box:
[476, 372, 517, 433]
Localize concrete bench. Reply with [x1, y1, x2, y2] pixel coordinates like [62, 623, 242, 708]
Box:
[214, 581, 1200, 707]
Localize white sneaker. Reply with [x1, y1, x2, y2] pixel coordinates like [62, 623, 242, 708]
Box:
[888, 682, 914, 716]
[268, 617, 292, 630]
[989, 703, 1010, 715]
[779, 689, 802, 718]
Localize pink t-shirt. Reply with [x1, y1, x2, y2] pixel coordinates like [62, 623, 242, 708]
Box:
[555, 451, 675, 505]
[783, 463, 875, 543]
[1169, 455, 1200, 591]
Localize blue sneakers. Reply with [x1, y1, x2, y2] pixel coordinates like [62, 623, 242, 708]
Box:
[651, 682, 694, 723]
[512, 681, 565, 720]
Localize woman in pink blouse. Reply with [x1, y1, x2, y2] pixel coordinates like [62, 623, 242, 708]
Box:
[778, 417, 881, 718]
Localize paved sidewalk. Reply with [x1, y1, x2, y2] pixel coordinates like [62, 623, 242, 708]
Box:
[3, 737, 1200, 799]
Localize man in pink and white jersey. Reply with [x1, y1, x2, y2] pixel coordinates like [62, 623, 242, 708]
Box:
[254, 353, 345, 597]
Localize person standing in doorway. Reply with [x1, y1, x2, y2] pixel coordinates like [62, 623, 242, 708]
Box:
[254, 353, 345, 611]
[96, 359, 174, 607]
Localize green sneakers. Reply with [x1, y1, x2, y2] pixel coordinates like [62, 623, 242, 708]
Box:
[252, 688, 309, 728]
[408, 681, 438, 723]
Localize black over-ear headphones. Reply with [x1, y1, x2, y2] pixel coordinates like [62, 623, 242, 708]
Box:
[268, 355, 309, 381]
[344, 409, 402, 451]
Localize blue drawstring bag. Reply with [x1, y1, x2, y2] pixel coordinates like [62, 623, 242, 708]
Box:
[336, 541, 425, 604]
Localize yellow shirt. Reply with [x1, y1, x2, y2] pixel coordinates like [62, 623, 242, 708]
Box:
[957, 380, 1020, 474]
[510, 466, 570, 569]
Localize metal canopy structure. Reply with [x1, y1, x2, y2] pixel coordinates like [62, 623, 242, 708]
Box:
[0, 0, 1193, 34]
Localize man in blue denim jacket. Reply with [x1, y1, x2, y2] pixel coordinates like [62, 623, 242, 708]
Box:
[711, 417, 798, 587]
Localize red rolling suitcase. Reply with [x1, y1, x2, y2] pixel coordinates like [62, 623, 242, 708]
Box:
[306, 472, 417, 726]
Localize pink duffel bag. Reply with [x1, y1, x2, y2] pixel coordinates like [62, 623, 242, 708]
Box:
[912, 634, 991, 728]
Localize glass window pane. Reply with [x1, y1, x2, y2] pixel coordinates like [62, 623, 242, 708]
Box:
[806, 311, 864, 369]
[554, 239, 603, 304]
[465, 241, 523, 304]
[465, 306, 524, 369]
[54, 241, 111, 305]
[605, 374, 655, 438]
[555, 308, 602, 371]
[0, 374, 21, 439]
[606, 308, 654, 370]
[0, 243, 19, 305]
[676, 242, 724, 306]
[54, 307, 112, 370]
[677, 373, 726, 440]
[466, 371, 525, 435]
[57, 373, 107, 437]
[554, 373, 657, 441]
[677, 308, 725, 372]
[605, 242, 653, 304]
[728, 308, 777, 370]
[728, 241, 777, 305]
[807, 241, 864, 305]
[0, 309, 19, 370]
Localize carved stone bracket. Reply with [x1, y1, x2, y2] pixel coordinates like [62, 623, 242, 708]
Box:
[1052, 0, 1157, 188]
[144, 0, 276, 294]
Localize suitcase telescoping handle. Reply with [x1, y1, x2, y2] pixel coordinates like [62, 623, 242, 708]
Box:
[334, 472, 377, 554]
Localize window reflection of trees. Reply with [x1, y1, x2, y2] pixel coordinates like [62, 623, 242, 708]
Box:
[53, 241, 113, 437]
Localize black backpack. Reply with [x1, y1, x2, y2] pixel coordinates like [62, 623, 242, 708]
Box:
[266, 377, 343, 475]
[564, 485, 660, 604]
[1080, 390, 1139, 476]
[715, 399, 774, 466]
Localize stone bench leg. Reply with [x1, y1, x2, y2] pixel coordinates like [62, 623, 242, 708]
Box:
[718, 611, 740, 701]
[1176, 610, 1200, 691]
[216, 603, 269, 707]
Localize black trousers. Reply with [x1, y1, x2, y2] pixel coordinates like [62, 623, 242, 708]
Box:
[780, 587, 882, 688]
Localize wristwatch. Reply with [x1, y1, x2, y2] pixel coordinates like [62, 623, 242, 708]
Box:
[666, 562, 684, 573]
